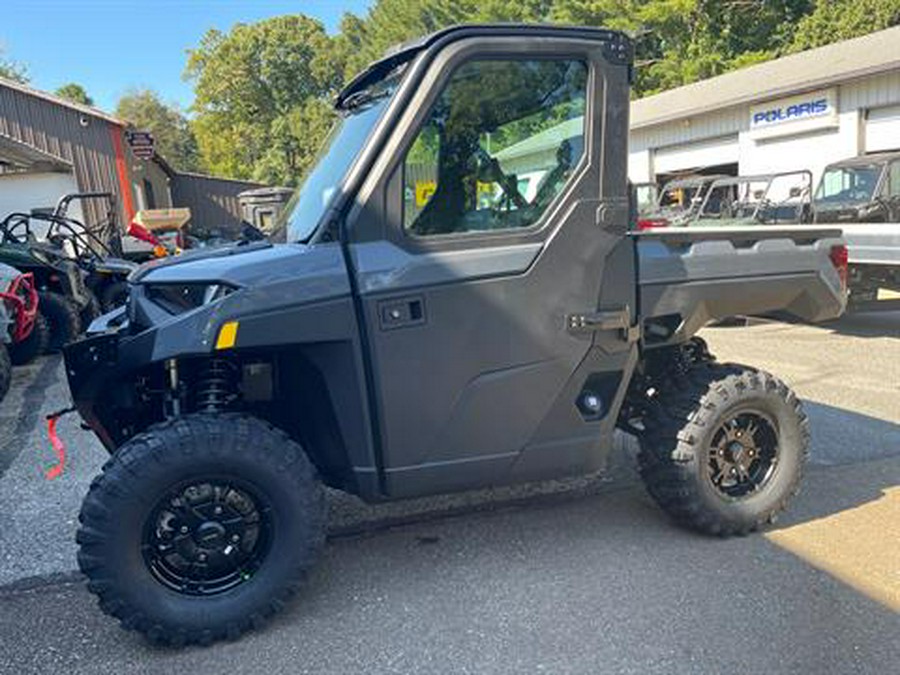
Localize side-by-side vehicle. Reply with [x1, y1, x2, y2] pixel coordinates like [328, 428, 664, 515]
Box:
[64, 25, 847, 645]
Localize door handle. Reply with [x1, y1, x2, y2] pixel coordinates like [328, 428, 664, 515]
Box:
[378, 296, 426, 330]
[567, 306, 638, 342]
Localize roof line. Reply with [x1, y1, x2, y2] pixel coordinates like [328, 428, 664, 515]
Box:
[173, 170, 266, 185]
[632, 58, 900, 130]
[631, 25, 900, 130]
[0, 75, 126, 126]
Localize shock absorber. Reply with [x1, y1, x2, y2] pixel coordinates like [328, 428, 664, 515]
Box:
[195, 358, 238, 413]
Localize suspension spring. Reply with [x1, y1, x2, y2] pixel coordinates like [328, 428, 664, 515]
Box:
[196, 358, 238, 413]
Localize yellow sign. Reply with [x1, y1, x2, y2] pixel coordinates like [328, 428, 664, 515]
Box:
[415, 181, 436, 206]
[413, 180, 496, 207]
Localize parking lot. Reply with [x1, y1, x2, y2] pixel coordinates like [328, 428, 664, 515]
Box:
[0, 313, 898, 674]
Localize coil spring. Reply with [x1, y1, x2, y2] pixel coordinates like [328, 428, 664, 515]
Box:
[196, 359, 237, 412]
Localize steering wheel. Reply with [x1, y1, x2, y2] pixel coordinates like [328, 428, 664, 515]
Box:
[473, 145, 528, 210]
[532, 140, 575, 209]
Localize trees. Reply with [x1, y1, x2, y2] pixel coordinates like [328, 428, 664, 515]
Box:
[115, 89, 200, 172]
[178, 1, 899, 186]
[185, 15, 344, 185]
[791, 0, 900, 51]
[54, 83, 93, 106]
[0, 48, 28, 84]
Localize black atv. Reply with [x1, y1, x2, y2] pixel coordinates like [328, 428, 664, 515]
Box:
[50, 192, 135, 311]
[0, 211, 134, 349]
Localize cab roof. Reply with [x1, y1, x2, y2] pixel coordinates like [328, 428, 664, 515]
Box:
[335, 23, 632, 110]
[826, 151, 900, 168]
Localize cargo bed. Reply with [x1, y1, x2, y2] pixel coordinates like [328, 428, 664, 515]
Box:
[635, 226, 847, 346]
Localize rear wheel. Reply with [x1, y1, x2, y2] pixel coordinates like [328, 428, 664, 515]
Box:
[638, 362, 809, 536]
[9, 311, 50, 365]
[77, 414, 327, 646]
[38, 292, 81, 352]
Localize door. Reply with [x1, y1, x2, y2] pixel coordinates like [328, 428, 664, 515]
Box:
[347, 36, 637, 497]
[865, 105, 900, 153]
[653, 136, 740, 175]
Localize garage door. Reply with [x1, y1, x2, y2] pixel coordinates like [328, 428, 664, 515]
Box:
[865, 105, 900, 153]
[653, 135, 740, 174]
[0, 171, 83, 231]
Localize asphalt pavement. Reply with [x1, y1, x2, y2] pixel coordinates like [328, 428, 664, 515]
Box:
[0, 312, 897, 673]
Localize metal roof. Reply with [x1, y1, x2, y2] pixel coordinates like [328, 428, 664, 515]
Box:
[0, 74, 125, 126]
[826, 150, 900, 166]
[0, 134, 71, 171]
[632, 25, 900, 130]
[494, 116, 583, 161]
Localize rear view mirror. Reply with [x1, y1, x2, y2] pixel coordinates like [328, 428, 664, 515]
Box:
[789, 187, 802, 198]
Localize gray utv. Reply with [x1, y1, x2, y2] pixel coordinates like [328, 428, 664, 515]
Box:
[64, 25, 847, 646]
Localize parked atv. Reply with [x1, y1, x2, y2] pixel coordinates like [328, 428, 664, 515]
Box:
[636, 174, 727, 230]
[49, 192, 136, 311]
[688, 171, 814, 227]
[1, 215, 90, 349]
[0, 263, 47, 366]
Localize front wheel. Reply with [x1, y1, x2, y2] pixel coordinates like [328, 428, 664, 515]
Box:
[77, 414, 327, 645]
[38, 292, 81, 353]
[9, 311, 50, 365]
[638, 363, 809, 536]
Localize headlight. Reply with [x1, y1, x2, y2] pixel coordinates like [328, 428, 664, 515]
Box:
[144, 283, 234, 314]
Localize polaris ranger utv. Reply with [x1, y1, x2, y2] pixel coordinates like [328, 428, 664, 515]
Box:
[65, 25, 847, 646]
[813, 154, 900, 310]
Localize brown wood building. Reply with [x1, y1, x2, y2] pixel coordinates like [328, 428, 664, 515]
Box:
[0, 75, 263, 234]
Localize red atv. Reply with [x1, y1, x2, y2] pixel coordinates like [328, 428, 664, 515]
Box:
[0, 264, 48, 400]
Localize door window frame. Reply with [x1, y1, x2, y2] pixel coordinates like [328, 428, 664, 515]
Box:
[347, 37, 604, 254]
[399, 56, 591, 241]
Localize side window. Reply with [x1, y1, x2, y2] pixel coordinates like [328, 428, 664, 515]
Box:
[889, 161, 900, 197]
[403, 58, 588, 236]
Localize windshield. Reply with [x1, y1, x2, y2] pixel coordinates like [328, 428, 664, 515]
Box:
[815, 165, 881, 206]
[658, 181, 708, 213]
[271, 74, 401, 243]
[634, 184, 658, 216]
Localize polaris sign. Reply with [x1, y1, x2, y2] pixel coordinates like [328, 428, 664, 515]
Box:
[749, 89, 838, 139]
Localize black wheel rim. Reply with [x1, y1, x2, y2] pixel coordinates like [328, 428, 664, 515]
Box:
[141, 479, 273, 596]
[707, 410, 779, 499]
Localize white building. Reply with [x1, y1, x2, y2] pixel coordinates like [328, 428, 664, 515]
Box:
[629, 26, 900, 188]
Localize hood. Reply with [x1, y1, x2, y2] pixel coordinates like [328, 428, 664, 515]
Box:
[132, 241, 315, 287]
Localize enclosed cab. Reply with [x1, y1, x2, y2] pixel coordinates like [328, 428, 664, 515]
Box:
[814, 154, 900, 308]
[814, 152, 900, 223]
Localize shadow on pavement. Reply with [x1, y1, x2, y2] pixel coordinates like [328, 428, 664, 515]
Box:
[806, 400, 900, 466]
[814, 309, 900, 338]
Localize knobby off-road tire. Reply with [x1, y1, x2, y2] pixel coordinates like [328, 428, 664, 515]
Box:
[0, 343, 10, 402]
[638, 362, 809, 536]
[9, 311, 50, 365]
[38, 292, 81, 353]
[77, 414, 327, 646]
[79, 289, 102, 331]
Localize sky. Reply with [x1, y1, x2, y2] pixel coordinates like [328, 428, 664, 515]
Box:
[0, 0, 372, 114]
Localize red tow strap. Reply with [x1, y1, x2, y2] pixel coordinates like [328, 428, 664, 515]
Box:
[45, 408, 74, 480]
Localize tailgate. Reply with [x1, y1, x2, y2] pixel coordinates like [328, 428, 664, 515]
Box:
[829, 223, 900, 267]
[635, 226, 846, 346]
